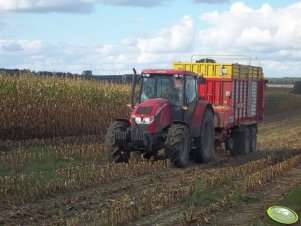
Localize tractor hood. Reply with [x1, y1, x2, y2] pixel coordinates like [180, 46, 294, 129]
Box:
[133, 98, 169, 116]
[131, 98, 171, 133]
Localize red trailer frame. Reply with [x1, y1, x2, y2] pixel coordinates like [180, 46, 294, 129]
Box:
[199, 78, 266, 130]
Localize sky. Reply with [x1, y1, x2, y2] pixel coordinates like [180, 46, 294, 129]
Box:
[0, 0, 301, 77]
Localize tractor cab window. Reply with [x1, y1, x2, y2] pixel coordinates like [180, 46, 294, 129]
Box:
[185, 77, 197, 105]
[141, 77, 156, 102]
[140, 75, 183, 106]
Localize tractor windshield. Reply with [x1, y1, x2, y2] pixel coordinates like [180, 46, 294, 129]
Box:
[140, 75, 183, 106]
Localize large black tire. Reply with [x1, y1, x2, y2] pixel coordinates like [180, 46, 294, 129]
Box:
[143, 150, 158, 160]
[249, 126, 257, 153]
[165, 124, 191, 168]
[191, 109, 214, 163]
[231, 126, 250, 155]
[105, 120, 130, 163]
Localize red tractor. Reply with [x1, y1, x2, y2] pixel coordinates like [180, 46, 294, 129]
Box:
[105, 57, 266, 167]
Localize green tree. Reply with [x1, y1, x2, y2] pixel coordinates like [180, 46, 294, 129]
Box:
[82, 70, 93, 77]
[293, 80, 301, 94]
[196, 58, 216, 63]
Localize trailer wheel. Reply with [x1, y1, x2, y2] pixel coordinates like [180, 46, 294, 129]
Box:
[249, 126, 257, 153]
[232, 126, 250, 155]
[105, 120, 130, 163]
[165, 124, 191, 168]
[192, 108, 214, 163]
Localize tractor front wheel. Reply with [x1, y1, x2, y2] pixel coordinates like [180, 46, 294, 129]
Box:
[143, 150, 158, 160]
[165, 124, 191, 168]
[105, 120, 130, 163]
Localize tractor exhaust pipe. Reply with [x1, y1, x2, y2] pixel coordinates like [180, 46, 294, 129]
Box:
[129, 68, 137, 111]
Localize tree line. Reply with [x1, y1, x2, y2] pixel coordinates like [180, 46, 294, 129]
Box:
[1, 68, 299, 88]
[0, 68, 81, 78]
[267, 77, 300, 85]
[0, 68, 134, 84]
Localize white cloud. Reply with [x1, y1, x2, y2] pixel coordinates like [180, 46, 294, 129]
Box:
[138, 36, 169, 54]
[0, 38, 140, 74]
[0, 40, 42, 52]
[1, 42, 23, 51]
[0, 0, 232, 14]
[0, 0, 94, 13]
[230, 1, 253, 14]
[137, 16, 194, 54]
[264, 60, 301, 77]
[1, 2, 301, 77]
[200, 2, 301, 50]
[137, 53, 164, 64]
[0, 0, 169, 13]
[196, 2, 301, 76]
[238, 27, 273, 46]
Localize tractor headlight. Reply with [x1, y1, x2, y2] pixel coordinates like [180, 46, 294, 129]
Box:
[134, 116, 154, 124]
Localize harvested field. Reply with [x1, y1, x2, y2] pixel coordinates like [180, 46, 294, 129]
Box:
[0, 80, 301, 225]
[1, 108, 301, 225]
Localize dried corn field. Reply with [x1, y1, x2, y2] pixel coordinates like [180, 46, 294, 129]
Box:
[0, 78, 301, 225]
[0, 74, 130, 140]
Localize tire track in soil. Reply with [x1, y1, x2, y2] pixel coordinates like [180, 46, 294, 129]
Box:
[206, 165, 301, 226]
[0, 161, 206, 225]
[1, 148, 299, 225]
[129, 151, 301, 226]
[0, 149, 278, 225]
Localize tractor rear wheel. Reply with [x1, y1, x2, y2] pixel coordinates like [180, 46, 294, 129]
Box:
[165, 124, 191, 168]
[191, 108, 214, 163]
[231, 126, 250, 155]
[249, 126, 257, 153]
[105, 120, 130, 163]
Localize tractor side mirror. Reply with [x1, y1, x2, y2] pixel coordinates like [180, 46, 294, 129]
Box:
[129, 68, 138, 111]
[197, 76, 206, 84]
[127, 103, 134, 110]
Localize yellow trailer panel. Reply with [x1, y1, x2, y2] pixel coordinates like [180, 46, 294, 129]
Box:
[172, 62, 264, 79]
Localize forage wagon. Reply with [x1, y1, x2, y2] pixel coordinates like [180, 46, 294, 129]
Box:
[105, 55, 267, 167]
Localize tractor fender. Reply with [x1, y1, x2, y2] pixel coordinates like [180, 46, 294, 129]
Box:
[190, 100, 214, 138]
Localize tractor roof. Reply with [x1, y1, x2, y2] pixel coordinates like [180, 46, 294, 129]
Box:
[141, 69, 197, 77]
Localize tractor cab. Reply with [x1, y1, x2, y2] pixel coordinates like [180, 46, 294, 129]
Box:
[139, 69, 198, 105]
[140, 71, 184, 106]
[132, 69, 198, 123]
